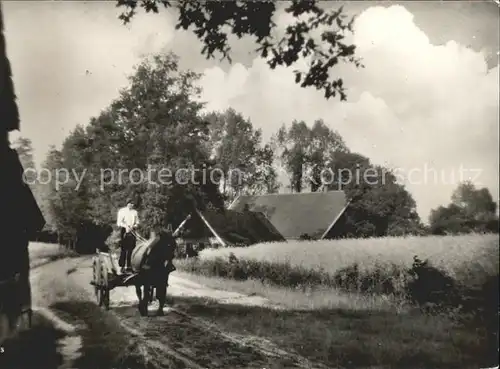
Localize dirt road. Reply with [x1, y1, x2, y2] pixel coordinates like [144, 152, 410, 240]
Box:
[30, 256, 325, 369]
[70, 257, 279, 310]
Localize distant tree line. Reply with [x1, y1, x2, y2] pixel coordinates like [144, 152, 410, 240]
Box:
[429, 181, 499, 235]
[12, 52, 496, 252]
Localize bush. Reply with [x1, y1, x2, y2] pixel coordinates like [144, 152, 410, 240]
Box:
[406, 256, 460, 310]
[177, 256, 336, 288]
[333, 262, 410, 296]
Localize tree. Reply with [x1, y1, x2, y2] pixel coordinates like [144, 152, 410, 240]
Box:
[324, 151, 423, 238]
[12, 136, 36, 186]
[430, 181, 499, 234]
[68, 52, 225, 235]
[57, 127, 93, 249]
[114, 52, 224, 230]
[429, 204, 469, 235]
[274, 119, 347, 192]
[116, 0, 362, 101]
[451, 181, 497, 219]
[82, 112, 126, 227]
[35, 145, 60, 232]
[39, 146, 67, 238]
[307, 119, 349, 191]
[274, 120, 311, 193]
[249, 143, 280, 195]
[205, 108, 279, 203]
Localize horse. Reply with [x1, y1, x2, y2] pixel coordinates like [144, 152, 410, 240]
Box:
[130, 230, 177, 316]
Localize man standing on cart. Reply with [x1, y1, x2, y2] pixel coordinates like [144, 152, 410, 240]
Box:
[116, 198, 139, 273]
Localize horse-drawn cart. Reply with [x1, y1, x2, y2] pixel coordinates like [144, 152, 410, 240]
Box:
[90, 250, 139, 310]
[89, 230, 175, 314]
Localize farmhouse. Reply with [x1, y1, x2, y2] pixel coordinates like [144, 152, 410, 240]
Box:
[229, 191, 351, 240]
[173, 208, 286, 249]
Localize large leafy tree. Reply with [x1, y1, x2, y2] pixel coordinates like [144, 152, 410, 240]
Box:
[112, 52, 224, 230]
[307, 119, 349, 191]
[249, 143, 280, 196]
[80, 52, 224, 233]
[205, 108, 279, 203]
[274, 119, 347, 192]
[116, 0, 362, 101]
[323, 151, 423, 238]
[274, 120, 312, 193]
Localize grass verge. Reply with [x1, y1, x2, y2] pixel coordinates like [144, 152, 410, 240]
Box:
[172, 294, 495, 369]
[174, 270, 402, 312]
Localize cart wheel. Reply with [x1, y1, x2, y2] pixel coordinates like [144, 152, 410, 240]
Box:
[103, 288, 110, 310]
[92, 258, 99, 300]
[97, 287, 110, 310]
[97, 265, 110, 310]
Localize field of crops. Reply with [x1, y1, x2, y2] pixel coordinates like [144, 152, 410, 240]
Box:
[198, 234, 498, 279]
[177, 233, 499, 304]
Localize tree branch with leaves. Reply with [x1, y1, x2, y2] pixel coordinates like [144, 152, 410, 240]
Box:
[116, 0, 362, 100]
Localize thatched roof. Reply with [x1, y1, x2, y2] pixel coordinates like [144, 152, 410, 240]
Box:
[0, 3, 20, 133]
[176, 208, 286, 246]
[229, 191, 349, 239]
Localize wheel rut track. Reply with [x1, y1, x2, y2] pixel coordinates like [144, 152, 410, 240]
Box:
[118, 307, 329, 369]
[119, 319, 205, 369]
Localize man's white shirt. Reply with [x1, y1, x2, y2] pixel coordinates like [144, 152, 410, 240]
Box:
[117, 207, 139, 230]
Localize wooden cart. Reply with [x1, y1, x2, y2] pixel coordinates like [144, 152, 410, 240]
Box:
[90, 250, 139, 310]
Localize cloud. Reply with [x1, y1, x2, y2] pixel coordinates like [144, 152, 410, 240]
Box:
[197, 5, 499, 221]
[4, 2, 175, 160]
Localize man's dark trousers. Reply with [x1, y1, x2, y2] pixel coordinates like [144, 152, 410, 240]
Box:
[119, 227, 136, 269]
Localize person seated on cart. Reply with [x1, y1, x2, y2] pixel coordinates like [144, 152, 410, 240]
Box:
[116, 198, 139, 273]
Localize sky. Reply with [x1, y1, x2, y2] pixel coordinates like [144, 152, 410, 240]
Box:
[3, 1, 499, 222]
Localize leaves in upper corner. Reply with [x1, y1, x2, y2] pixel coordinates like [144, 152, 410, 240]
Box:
[115, 0, 363, 101]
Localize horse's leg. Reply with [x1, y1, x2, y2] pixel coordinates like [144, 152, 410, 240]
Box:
[156, 277, 168, 316]
[136, 275, 149, 316]
[156, 286, 165, 316]
[139, 280, 152, 316]
[149, 286, 154, 303]
[135, 284, 142, 301]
